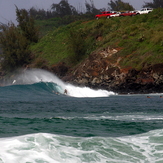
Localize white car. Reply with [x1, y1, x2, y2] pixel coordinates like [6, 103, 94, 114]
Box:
[109, 12, 121, 18]
[136, 8, 153, 14]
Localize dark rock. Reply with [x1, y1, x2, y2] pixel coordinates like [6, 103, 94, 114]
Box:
[51, 62, 69, 77]
[61, 48, 163, 94]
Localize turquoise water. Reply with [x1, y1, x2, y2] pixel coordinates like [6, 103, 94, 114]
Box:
[0, 69, 163, 163]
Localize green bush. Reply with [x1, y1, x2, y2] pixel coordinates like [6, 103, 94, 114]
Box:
[68, 28, 87, 62]
[0, 23, 31, 71]
[0, 7, 39, 72]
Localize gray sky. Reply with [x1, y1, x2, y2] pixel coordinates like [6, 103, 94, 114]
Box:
[0, 0, 152, 24]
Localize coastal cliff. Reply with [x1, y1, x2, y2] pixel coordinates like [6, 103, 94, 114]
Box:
[61, 47, 163, 94]
[29, 9, 163, 94]
[1, 9, 163, 94]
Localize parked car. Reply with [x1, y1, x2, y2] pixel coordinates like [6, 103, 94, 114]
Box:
[95, 11, 117, 19]
[119, 11, 137, 17]
[109, 12, 121, 18]
[136, 8, 153, 14]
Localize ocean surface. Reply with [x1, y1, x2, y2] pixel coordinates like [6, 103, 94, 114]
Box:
[0, 69, 163, 163]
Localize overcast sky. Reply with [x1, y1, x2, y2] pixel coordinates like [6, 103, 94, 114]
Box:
[0, 0, 152, 24]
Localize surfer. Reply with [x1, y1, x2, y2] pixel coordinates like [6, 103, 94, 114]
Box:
[64, 89, 68, 94]
[147, 96, 151, 98]
[56, 92, 59, 95]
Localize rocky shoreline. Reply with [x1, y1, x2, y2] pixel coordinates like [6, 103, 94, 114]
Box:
[59, 47, 163, 94]
[1, 46, 163, 94]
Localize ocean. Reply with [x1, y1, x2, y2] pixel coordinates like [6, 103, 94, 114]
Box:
[0, 69, 163, 163]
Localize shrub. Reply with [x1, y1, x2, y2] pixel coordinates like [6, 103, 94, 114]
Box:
[0, 23, 31, 71]
[68, 28, 87, 62]
[0, 7, 39, 72]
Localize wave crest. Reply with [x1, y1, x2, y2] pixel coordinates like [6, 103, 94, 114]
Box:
[4, 68, 115, 98]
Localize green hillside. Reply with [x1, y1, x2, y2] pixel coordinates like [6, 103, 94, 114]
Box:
[31, 8, 163, 70]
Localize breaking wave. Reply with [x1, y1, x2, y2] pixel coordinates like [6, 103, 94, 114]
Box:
[3, 68, 115, 98]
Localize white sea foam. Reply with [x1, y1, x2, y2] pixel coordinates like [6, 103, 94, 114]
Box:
[8, 68, 115, 98]
[64, 83, 114, 97]
[55, 114, 163, 122]
[0, 130, 163, 163]
[0, 133, 108, 163]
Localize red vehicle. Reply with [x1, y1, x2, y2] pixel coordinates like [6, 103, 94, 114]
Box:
[95, 11, 117, 19]
[119, 11, 137, 17]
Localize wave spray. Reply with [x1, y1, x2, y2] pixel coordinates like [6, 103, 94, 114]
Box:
[9, 68, 115, 98]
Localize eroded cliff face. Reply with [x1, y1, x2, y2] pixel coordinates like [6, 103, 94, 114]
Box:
[62, 47, 163, 94]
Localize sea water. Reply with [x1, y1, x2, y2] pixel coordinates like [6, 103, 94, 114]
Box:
[0, 69, 163, 163]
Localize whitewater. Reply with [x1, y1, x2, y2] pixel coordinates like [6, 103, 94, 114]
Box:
[1, 129, 163, 163]
[6, 68, 115, 98]
[0, 68, 163, 163]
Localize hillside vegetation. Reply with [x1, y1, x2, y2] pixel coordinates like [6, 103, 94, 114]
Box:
[31, 8, 163, 71]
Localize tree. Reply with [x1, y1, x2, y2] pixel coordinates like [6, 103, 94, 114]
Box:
[0, 23, 30, 71]
[16, 6, 39, 43]
[143, 0, 163, 8]
[108, 0, 135, 11]
[85, 0, 100, 15]
[69, 28, 86, 62]
[51, 0, 78, 17]
[29, 7, 46, 20]
[0, 7, 39, 72]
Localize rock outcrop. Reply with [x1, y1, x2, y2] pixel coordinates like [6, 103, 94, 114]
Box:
[62, 47, 163, 94]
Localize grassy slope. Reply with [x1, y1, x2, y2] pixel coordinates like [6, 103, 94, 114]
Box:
[31, 8, 163, 70]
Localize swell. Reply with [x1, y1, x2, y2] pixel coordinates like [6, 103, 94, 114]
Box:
[0, 82, 63, 102]
[3, 82, 60, 93]
[0, 115, 163, 138]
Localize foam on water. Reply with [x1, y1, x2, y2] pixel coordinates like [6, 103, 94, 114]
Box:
[6, 68, 115, 98]
[65, 83, 114, 97]
[0, 129, 163, 163]
[50, 111, 163, 122]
